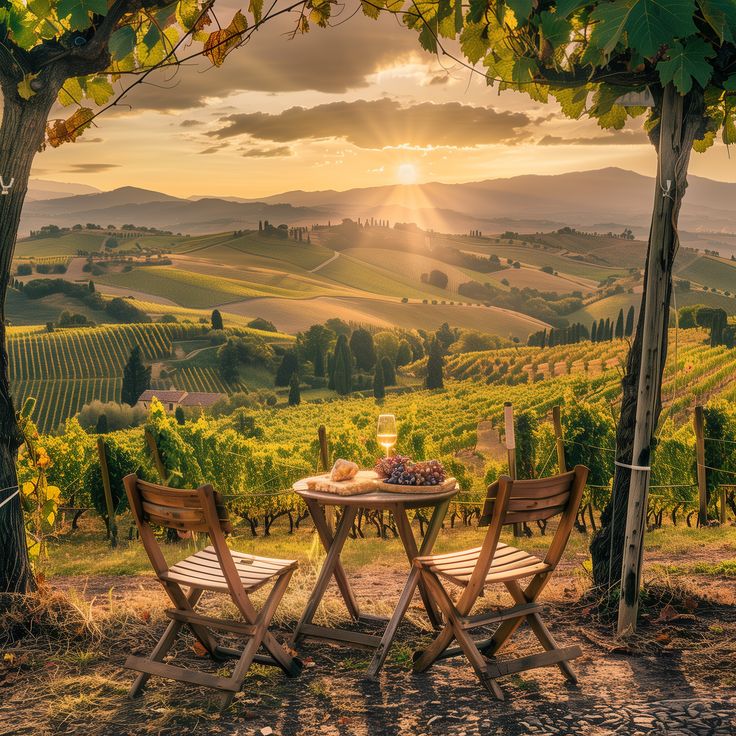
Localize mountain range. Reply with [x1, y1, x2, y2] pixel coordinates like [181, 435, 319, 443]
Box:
[20, 168, 736, 242]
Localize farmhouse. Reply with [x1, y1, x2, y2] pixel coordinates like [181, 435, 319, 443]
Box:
[137, 389, 225, 412]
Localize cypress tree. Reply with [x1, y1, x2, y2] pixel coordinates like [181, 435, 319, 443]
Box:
[615, 308, 625, 339]
[591, 321, 597, 342]
[332, 334, 353, 395]
[121, 345, 151, 406]
[288, 373, 301, 405]
[175, 406, 185, 425]
[373, 360, 385, 400]
[381, 355, 396, 386]
[350, 328, 376, 371]
[327, 351, 335, 390]
[625, 305, 635, 337]
[395, 339, 412, 367]
[211, 308, 224, 331]
[275, 350, 298, 387]
[425, 338, 444, 390]
[96, 413, 108, 434]
[88, 280, 95, 293]
[314, 349, 325, 378]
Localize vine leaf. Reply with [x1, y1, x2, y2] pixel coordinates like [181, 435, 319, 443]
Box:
[203, 10, 248, 66]
[657, 38, 714, 94]
[17, 74, 39, 100]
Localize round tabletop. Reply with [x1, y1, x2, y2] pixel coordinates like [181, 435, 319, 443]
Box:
[293, 480, 459, 510]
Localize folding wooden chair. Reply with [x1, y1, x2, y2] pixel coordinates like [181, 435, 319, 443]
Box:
[410, 465, 588, 699]
[122, 474, 301, 709]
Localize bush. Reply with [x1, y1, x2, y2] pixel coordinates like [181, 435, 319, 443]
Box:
[36, 263, 67, 274]
[78, 400, 146, 431]
[106, 297, 151, 323]
[16, 263, 32, 276]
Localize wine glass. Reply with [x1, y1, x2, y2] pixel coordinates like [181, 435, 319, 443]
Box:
[377, 414, 397, 457]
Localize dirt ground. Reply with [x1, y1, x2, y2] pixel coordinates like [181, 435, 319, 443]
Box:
[1, 559, 735, 736]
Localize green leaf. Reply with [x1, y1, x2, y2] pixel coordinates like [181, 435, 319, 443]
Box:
[590, 0, 697, 58]
[589, 0, 633, 55]
[108, 25, 136, 60]
[17, 73, 38, 100]
[693, 129, 716, 152]
[697, 0, 736, 43]
[538, 11, 571, 48]
[506, 0, 533, 23]
[58, 77, 84, 106]
[552, 87, 588, 119]
[468, 0, 487, 24]
[27, 0, 50, 18]
[460, 22, 489, 64]
[418, 19, 438, 52]
[57, 0, 108, 30]
[555, 0, 587, 17]
[656, 38, 714, 94]
[249, 0, 263, 23]
[511, 56, 538, 85]
[626, 0, 697, 58]
[85, 75, 114, 105]
[724, 75, 736, 91]
[142, 23, 161, 50]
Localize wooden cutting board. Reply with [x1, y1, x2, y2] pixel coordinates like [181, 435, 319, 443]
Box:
[304, 470, 380, 495]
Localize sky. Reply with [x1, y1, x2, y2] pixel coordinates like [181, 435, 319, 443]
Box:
[29, 5, 736, 199]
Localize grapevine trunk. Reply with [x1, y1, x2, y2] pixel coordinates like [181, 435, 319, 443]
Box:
[0, 85, 57, 595]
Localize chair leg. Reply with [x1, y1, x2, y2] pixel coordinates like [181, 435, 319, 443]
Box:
[129, 619, 183, 698]
[527, 612, 578, 683]
[411, 572, 504, 699]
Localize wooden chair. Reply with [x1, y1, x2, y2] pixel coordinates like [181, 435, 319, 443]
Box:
[410, 466, 588, 698]
[122, 474, 301, 709]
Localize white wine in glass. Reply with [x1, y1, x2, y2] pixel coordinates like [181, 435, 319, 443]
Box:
[377, 414, 398, 457]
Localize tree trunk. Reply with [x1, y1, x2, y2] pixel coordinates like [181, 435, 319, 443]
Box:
[0, 86, 58, 595]
[590, 84, 705, 599]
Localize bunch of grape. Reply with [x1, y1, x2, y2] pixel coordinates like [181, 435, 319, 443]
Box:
[374, 455, 412, 480]
[375, 455, 446, 486]
[410, 459, 446, 486]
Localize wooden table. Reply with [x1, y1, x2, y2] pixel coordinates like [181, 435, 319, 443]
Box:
[290, 481, 458, 675]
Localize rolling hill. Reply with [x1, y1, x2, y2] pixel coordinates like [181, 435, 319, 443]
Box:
[18, 169, 736, 249]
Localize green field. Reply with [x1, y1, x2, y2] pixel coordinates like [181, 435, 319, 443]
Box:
[677, 254, 736, 293]
[7, 322, 278, 431]
[14, 231, 109, 258]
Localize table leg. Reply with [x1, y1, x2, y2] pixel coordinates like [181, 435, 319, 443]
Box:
[290, 503, 359, 647]
[395, 500, 450, 629]
[308, 499, 362, 620]
[366, 500, 450, 677]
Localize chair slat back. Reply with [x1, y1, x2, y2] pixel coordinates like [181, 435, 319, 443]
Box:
[481, 471, 578, 525]
[469, 466, 588, 592]
[133, 478, 232, 534]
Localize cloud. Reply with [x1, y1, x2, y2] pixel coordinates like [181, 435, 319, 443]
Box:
[180, 119, 203, 127]
[63, 163, 120, 173]
[241, 145, 292, 158]
[537, 131, 648, 146]
[210, 99, 531, 148]
[198, 146, 223, 155]
[428, 74, 450, 86]
[121, 13, 421, 111]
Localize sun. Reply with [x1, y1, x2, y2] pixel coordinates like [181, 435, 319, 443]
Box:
[397, 163, 419, 185]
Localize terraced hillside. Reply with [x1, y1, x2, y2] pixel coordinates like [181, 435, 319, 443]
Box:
[7, 323, 287, 432]
[437, 328, 736, 421]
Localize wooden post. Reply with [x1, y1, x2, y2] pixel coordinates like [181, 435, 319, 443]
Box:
[145, 429, 168, 484]
[97, 437, 117, 548]
[694, 405, 708, 527]
[617, 84, 684, 636]
[504, 402, 520, 537]
[552, 405, 566, 474]
[318, 425, 335, 532]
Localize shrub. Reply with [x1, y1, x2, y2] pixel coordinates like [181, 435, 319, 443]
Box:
[16, 263, 32, 276]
